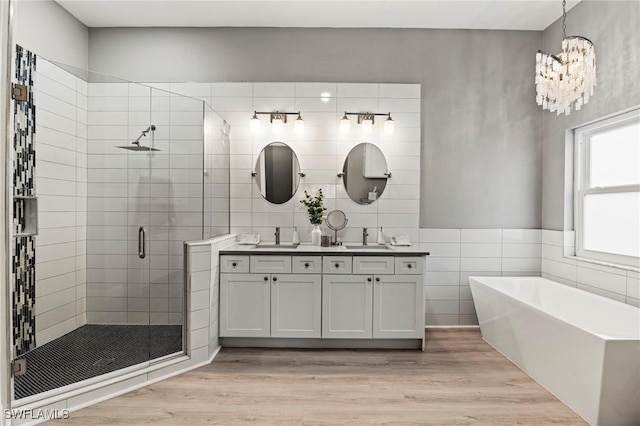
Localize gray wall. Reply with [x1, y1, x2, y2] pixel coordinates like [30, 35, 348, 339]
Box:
[13, 0, 88, 70]
[541, 0, 640, 230]
[88, 27, 542, 229]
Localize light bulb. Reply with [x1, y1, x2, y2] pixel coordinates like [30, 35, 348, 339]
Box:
[250, 112, 260, 132]
[361, 117, 373, 133]
[383, 115, 395, 134]
[294, 113, 304, 132]
[272, 116, 284, 132]
[340, 113, 350, 131]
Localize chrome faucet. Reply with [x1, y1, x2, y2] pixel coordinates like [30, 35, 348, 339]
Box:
[274, 227, 281, 245]
[362, 227, 369, 246]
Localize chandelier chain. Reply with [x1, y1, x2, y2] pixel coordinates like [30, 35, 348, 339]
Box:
[562, 0, 567, 39]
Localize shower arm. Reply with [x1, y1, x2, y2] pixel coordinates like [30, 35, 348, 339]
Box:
[132, 125, 156, 145]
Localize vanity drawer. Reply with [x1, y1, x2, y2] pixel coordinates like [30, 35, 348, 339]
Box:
[353, 256, 394, 275]
[292, 256, 322, 274]
[220, 255, 250, 273]
[395, 257, 425, 275]
[323, 256, 353, 274]
[250, 255, 292, 274]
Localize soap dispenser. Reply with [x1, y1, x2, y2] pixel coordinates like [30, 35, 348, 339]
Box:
[377, 226, 385, 245]
[292, 226, 300, 246]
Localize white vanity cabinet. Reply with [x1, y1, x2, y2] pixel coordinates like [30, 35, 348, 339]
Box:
[372, 274, 423, 338]
[220, 255, 322, 338]
[322, 274, 373, 338]
[220, 272, 270, 337]
[271, 273, 321, 338]
[322, 256, 424, 339]
[219, 251, 426, 348]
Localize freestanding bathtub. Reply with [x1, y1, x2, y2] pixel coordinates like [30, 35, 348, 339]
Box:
[469, 276, 640, 426]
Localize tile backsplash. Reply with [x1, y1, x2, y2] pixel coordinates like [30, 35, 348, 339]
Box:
[420, 228, 542, 326]
[150, 82, 421, 245]
[541, 230, 639, 307]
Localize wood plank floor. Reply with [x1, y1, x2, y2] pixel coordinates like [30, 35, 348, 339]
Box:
[48, 329, 586, 425]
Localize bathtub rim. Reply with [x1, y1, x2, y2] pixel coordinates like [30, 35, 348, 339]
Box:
[468, 276, 640, 341]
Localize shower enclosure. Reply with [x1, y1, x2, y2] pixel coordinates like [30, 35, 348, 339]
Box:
[8, 51, 229, 401]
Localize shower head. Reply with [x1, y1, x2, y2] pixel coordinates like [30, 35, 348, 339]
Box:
[116, 125, 160, 152]
[116, 143, 160, 152]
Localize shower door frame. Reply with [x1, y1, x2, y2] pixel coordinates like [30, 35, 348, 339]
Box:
[1, 0, 14, 421]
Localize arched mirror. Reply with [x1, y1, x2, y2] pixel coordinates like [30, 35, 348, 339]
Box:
[342, 143, 389, 205]
[253, 142, 301, 204]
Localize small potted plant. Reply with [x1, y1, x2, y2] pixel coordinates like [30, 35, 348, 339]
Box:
[300, 189, 326, 246]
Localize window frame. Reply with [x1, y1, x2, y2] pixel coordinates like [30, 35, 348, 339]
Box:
[574, 108, 640, 268]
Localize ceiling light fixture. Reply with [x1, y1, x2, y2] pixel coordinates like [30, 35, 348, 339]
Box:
[339, 111, 395, 134]
[535, 0, 596, 115]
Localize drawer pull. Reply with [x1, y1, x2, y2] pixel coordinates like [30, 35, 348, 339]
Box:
[232, 262, 237, 267]
[367, 277, 372, 282]
[263, 276, 268, 281]
[375, 277, 381, 282]
[273, 277, 278, 282]
[407, 264, 413, 269]
[334, 263, 340, 268]
[304, 262, 310, 268]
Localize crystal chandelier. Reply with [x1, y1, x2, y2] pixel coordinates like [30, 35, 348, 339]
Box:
[535, 0, 596, 115]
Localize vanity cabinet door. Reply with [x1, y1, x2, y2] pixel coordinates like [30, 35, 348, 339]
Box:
[373, 275, 424, 339]
[271, 274, 322, 338]
[322, 275, 373, 338]
[220, 273, 270, 337]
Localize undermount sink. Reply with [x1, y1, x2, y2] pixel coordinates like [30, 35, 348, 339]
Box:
[345, 245, 392, 250]
[253, 244, 299, 249]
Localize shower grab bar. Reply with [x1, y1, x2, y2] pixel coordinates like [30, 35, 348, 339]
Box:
[138, 226, 146, 259]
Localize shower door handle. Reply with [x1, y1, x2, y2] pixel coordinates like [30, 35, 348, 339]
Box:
[138, 227, 146, 259]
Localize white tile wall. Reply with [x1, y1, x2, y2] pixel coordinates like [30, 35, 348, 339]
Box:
[541, 229, 639, 306]
[420, 228, 542, 326]
[159, 82, 421, 245]
[86, 84, 213, 325]
[34, 59, 87, 345]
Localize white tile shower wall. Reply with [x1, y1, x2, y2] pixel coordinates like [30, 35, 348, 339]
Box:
[152, 82, 421, 245]
[208, 235, 235, 355]
[420, 228, 542, 326]
[541, 229, 639, 307]
[34, 59, 87, 345]
[86, 84, 205, 325]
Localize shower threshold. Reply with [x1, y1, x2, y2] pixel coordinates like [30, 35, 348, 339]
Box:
[14, 324, 182, 399]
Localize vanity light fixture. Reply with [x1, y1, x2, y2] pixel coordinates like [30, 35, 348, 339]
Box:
[250, 111, 261, 131]
[361, 114, 374, 133]
[249, 111, 305, 132]
[383, 114, 395, 134]
[294, 112, 305, 132]
[535, 0, 596, 115]
[339, 111, 395, 134]
[339, 112, 351, 131]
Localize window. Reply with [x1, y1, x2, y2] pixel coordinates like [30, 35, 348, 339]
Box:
[574, 109, 640, 268]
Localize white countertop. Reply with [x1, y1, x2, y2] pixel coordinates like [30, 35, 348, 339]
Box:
[220, 243, 429, 256]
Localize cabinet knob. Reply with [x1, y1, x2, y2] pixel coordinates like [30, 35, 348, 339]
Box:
[232, 262, 237, 267]
[375, 277, 381, 282]
[264, 276, 268, 281]
[367, 277, 372, 282]
[334, 263, 340, 268]
[407, 264, 413, 269]
[304, 262, 310, 268]
[273, 277, 278, 282]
